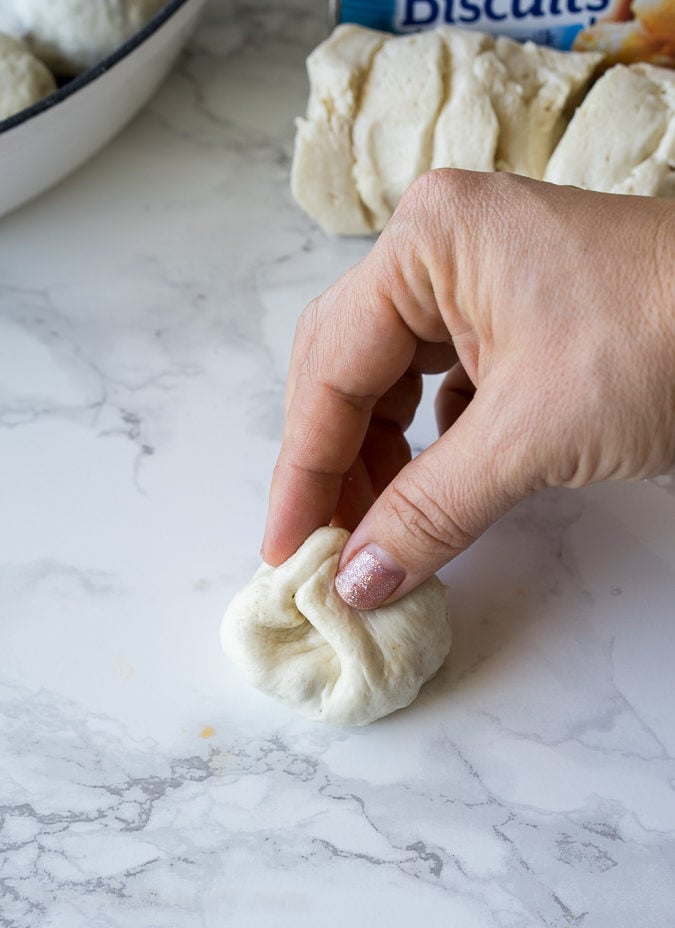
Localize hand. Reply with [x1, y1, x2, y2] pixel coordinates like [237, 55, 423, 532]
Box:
[262, 170, 675, 608]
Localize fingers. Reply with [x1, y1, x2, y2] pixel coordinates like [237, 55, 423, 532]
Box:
[333, 350, 458, 528]
[263, 170, 491, 570]
[262, 265, 420, 567]
[358, 420, 413, 501]
[410, 340, 457, 375]
[265, 172, 675, 608]
[330, 457, 376, 533]
[333, 359, 477, 591]
[334, 370, 538, 609]
[435, 361, 476, 434]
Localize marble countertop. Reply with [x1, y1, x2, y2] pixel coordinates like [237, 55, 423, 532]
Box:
[2, 2, 674, 925]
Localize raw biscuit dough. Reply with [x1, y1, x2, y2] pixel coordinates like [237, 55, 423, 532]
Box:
[291, 24, 385, 236]
[0, 33, 56, 122]
[352, 30, 447, 230]
[431, 27, 498, 172]
[221, 527, 451, 726]
[0, 0, 166, 76]
[291, 25, 600, 235]
[544, 63, 675, 197]
[434, 29, 600, 179]
[475, 36, 602, 179]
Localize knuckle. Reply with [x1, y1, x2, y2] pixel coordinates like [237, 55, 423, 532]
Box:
[297, 297, 321, 337]
[395, 170, 455, 224]
[292, 303, 321, 364]
[389, 169, 493, 270]
[385, 473, 474, 559]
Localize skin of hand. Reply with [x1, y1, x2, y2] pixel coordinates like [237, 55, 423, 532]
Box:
[262, 169, 675, 609]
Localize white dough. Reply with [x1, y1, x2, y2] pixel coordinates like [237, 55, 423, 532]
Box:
[474, 36, 601, 179]
[221, 527, 451, 726]
[432, 28, 601, 177]
[291, 24, 385, 236]
[353, 30, 447, 231]
[0, 0, 166, 76]
[431, 27, 498, 173]
[291, 24, 600, 235]
[545, 63, 675, 197]
[0, 33, 56, 122]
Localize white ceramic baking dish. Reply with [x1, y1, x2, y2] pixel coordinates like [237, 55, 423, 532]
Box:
[0, 0, 206, 219]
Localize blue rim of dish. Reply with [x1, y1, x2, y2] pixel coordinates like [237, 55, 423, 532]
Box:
[0, 0, 192, 136]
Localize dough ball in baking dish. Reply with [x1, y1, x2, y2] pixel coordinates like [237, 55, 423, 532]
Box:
[0, 32, 56, 121]
[0, 0, 166, 76]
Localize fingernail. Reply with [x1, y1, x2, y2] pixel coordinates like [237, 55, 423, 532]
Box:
[335, 544, 405, 610]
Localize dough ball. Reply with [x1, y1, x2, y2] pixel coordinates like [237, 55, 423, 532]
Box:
[0, 0, 166, 77]
[0, 32, 56, 122]
[544, 63, 675, 197]
[221, 527, 451, 726]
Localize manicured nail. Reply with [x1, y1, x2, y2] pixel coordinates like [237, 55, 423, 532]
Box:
[335, 544, 405, 610]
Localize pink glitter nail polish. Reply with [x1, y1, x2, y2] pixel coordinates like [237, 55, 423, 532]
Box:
[334, 545, 405, 610]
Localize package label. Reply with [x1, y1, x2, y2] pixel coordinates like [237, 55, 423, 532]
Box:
[332, 0, 675, 65]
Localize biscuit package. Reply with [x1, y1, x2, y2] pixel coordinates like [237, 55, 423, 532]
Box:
[331, 0, 675, 67]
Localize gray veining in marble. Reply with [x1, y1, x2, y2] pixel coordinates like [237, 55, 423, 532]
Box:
[1, 1, 674, 925]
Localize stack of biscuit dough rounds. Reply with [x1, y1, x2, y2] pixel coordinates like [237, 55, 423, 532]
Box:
[0, 0, 165, 122]
[291, 23, 675, 234]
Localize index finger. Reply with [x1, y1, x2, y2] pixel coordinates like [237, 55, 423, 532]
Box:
[261, 263, 418, 566]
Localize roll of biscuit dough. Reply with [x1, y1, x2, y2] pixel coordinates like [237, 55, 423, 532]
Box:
[291, 24, 601, 235]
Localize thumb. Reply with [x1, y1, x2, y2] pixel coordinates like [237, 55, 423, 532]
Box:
[334, 375, 536, 609]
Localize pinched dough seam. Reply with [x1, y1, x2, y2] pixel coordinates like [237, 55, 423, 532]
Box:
[292, 567, 394, 706]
